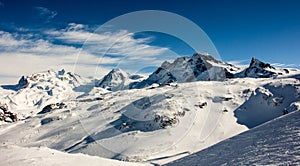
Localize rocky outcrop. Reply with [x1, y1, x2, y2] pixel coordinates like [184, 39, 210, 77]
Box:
[0, 103, 17, 123]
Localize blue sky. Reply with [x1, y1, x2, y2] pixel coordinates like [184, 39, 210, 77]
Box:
[0, 0, 300, 83]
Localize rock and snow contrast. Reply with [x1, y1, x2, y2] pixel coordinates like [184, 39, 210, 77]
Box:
[133, 53, 240, 88]
[96, 68, 145, 91]
[0, 53, 299, 165]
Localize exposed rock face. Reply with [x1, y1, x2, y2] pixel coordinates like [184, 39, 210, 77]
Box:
[245, 58, 276, 77]
[17, 76, 29, 90]
[0, 103, 17, 123]
[241, 58, 283, 78]
[38, 102, 67, 114]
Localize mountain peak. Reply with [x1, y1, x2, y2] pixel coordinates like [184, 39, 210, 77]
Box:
[241, 57, 281, 78]
[96, 68, 145, 91]
[133, 53, 239, 88]
[16, 69, 81, 90]
[249, 57, 275, 70]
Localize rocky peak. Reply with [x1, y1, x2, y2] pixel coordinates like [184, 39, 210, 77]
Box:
[96, 68, 145, 91]
[133, 53, 238, 88]
[242, 58, 279, 78]
[249, 58, 275, 70]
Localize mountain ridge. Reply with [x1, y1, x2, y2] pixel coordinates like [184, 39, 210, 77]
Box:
[99, 53, 293, 91]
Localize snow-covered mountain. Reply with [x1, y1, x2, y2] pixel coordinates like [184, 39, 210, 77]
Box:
[132, 54, 291, 89]
[0, 69, 83, 119]
[96, 68, 145, 91]
[237, 57, 290, 78]
[0, 54, 299, 165]
[133, 53, 240, 88]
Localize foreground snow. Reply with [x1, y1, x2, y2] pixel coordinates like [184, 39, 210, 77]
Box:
[166, 110, 300, 166]
[0, 145, 149, 166]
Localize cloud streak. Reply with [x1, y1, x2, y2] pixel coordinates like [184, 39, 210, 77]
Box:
[45, 23, 168, 58]
[35, 7, 57, 22]
[271, 63, 300, 68]
[44, 23, 172, 72]
[226, 60, 249, 68]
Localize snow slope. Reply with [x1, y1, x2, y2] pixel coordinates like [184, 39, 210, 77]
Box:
[166, 109, 300, 166]
[0, 145, 149, 166]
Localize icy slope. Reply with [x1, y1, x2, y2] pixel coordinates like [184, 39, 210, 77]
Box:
[166, 109, 300, 166]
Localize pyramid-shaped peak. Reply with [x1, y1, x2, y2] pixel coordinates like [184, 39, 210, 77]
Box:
[96, 68, 145, 91]
[249, 57, 275, 69]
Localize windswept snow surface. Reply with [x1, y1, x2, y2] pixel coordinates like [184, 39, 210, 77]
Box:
[166, 110, 300, 166]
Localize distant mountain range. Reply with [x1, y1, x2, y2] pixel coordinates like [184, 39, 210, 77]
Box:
[97, 53, 291, 91]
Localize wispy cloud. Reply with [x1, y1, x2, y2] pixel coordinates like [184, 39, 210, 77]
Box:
[35, 7, 57, 22]
[0, 31, 26, 47]
[0, 1, 3, 6]
[45, 23, 168, 58]
[271, 63, 300, 68]
[226, 59, 249, 68]
[44, 23, 171, 72]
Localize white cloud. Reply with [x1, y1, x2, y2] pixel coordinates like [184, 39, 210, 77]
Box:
[43, 23, 174, 73]
[0, 26, 174, 84]
[0, 30, 119, 84]
[35, 7, 57, 22]
[226, 59, 249, 68]
[0, 31, 26, 47]
[45, 23, 169, 58]
[0, 52, 114, 83]
[271, 63, 299, 68]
